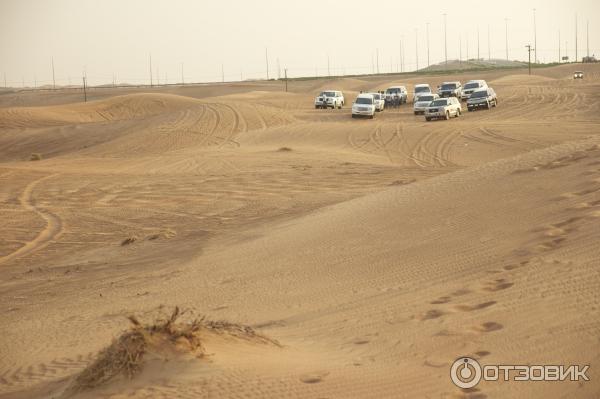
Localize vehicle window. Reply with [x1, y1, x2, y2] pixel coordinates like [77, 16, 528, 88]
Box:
[415, 86, 430, 93]
[386, 88, 399, 94]
[470, 90, 487, 98]
[431, 99, 448, 106]
[323, 91, 335, 97]
[356, 97, 373, 104]
[464, 82, 480, 89]
[418, 95, 434, 101]
[441, 83, 457, 90]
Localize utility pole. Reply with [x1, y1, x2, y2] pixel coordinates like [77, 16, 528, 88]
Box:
[157, 67, 159, 85]
[284, 68, 288, 92]
[149, 54, 153, 87]
[83, 76, 87, 102]
[443, 13, 448, 68]
[526, 44, 534, 74]
[376, 48, 379, 74]
[467, 35, 469, 60]
[265, 48, 269, 79]
[487, 25, 491, 60]
[112, 73, 115, 87]
[504, 18, 509, 60]
[221, 63, 224, 83]
[533, 8, 537, 63]
[587, 19, 590, 58]
[415, 28, 419, 71]
[3, 72, 6, 88]
[559, 30, 561, 63]
[426, 22, 430, 67]
[477, 26, 480, 60]
[51, 57, 56, 89]
[328, 54, 331, 76]
[400, 38, 405, 72]
[575, 14, 578, 62]
[277, 58, 280, 80]
[459, 35, 462, 63]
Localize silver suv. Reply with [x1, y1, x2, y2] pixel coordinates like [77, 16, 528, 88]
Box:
[467, 88, 497, 111]
[437, 81, 462, 98]
[425, 97, 462, 121]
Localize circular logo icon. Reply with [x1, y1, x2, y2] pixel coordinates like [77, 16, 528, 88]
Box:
[450, 357, 482, 389]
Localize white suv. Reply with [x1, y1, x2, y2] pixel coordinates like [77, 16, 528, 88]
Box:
[413, 84, 432, 102]
[425, 97, 462, 121]
[314, 90, 344, 109]
[437, 81, 462, 98]
[368, 92, 385, 112]
[413, 93, 439, 115]
[461, 80, 488, 100]
[352, 93, 376, 119]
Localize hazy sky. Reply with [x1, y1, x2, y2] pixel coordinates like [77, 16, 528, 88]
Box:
[0, 0, 598, 86]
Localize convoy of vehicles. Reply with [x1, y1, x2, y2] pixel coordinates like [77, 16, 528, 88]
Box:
[314, 78, 497, 121]
[314, 90, 345, 109]
[467, 88, 498, 111]
[352, 93, 376, 118]
[425, 97, 462, 121]
[413, 93, 439, 115]
[460, 80, 487, 100]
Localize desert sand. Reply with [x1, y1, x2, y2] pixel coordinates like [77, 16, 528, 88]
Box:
[1, 63, 599, 398]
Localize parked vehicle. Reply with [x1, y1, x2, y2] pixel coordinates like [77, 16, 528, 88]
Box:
[425, 97, 462, 121]
[368, 92, 385, 112]
[460, 80, 488, 100]
[384, 86, 408, 105]
[413, 93, 439, 115]
[352, 93, 376, 118]
[413, 84, 432, 102]
[437, 81, 462, 98]
[573, 71, 584, 79]
[467, 88, 497, 111]
[314, 90, 344, 109]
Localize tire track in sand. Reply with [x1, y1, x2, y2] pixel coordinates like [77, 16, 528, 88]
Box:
[0, 174, 63, 266]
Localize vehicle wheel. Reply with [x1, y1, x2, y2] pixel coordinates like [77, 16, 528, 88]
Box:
[494, 99, 498, 107]
[414, 111, 418, 115]
[315, 105, 319, 109]
[425, 117, 431, 122]
[486, 101, 490, 110]
[456, 109, 461, 117]
[468, 107, 472, 112]
[369, 114, 374, 119]
[351, 114, 356, 118]
[445, 111, 450, 120]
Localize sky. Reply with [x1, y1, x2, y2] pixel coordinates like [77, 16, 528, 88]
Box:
[0, 0, 598, 86]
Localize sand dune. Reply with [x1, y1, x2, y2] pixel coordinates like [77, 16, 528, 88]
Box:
[1, 64, 599, 399]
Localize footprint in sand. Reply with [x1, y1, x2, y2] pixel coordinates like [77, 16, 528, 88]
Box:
[418, 309, 446, 320]
[453, 301, 497, 312]
[471, 322, 503, 333]
[481, 279, 513, 292]
[299, 371, 329, 384]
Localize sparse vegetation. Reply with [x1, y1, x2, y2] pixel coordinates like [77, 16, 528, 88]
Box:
[69, 307, 279, 393]
[121, 235, 138, 246]
[29, 153, 42, 161]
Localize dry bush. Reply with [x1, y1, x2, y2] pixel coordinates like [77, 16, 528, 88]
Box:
[69, 307, 278, 394]
[121, 235, 137, 246]
[30, 153, 42, 161]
